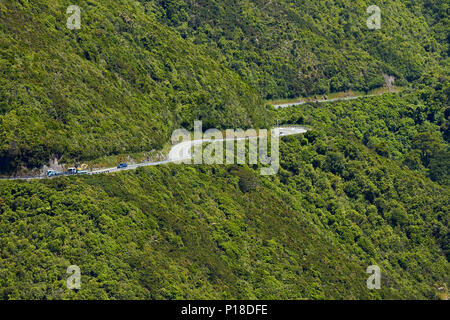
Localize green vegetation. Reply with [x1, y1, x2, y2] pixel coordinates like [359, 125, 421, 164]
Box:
[0, 114, 448, 298]
[150, 0, 448, 99]
[0, 0, 268, 173]
[275, 79, 450, 185]
[1, 90, 449, 299]
[1, 0, 449, 173]
[0, 0, 448, 300]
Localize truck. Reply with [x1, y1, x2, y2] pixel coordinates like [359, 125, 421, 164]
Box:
[47, 169, 56, 177]
[46, 165, 89, 177]
[67, 167, 89, 175]
[46, 169, 65, 177]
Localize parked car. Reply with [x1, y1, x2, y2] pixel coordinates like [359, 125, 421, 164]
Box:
[117, 163, 128, 169]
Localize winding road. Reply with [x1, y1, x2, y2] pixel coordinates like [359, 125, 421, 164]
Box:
[272, 93, 388, 108]
[1, 127, 308, 181]
[1, 91, 394, 181]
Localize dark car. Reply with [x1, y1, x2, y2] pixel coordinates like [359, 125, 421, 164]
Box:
[117, 163, 128, 169]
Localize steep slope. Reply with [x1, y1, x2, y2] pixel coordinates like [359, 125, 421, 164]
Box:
[275, 81, 450, 185]
[151, 0, 448, 98]
[0, 0, 448, 301]
[0, 123, 448, 299]
[0, 0, 268, 173]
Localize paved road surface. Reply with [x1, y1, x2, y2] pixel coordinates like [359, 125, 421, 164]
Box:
[273, 93, 387, 108]
[1, 127, 308, 181]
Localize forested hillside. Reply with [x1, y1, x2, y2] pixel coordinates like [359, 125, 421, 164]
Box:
[0, 99, 448, 298]
[150, 0, 449, 99]
[1, 0, 449, 173]
[0, 0, 448, 300]
[0, 0, 268, 173]
[274, 79, 450, 185]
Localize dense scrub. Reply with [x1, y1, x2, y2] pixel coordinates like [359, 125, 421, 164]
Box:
[0, 0, 448, 300]
[0, 106, 448, 298]
[275, 79, 450, 185]
[149, 0, 449, 99]
[1, 0, 449, 173]
[0, 0, 268, 172]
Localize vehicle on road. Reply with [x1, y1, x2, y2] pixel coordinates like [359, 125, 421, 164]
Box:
[117, 163, 128, 169]
[67, 167, 89, 175]
[76, 163, 88, 171]
[67, 167, 78, 174]
[46, 169, 66, 177]
[47, 170, 56, 177]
